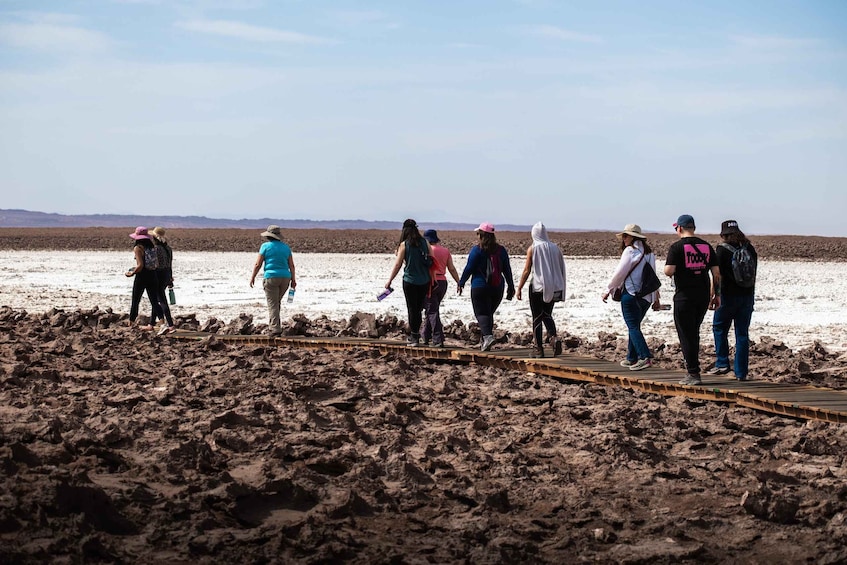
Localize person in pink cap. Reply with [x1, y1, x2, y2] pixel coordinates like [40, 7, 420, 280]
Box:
[458, 222, 515, 351]
[125, 226, 175, 333]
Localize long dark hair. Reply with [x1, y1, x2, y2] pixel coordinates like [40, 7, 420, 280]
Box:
[400, 218, 425, 248]
[722, 231, 750, 247]
[478, 231, 498, 254]
[620, 237, 652, 255]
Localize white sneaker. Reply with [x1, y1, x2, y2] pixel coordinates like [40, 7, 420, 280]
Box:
[629, 358, 652, 371]
[481, 335, 495, 351]
[620, 360, 635, 367]
[157, 325, 173, 336]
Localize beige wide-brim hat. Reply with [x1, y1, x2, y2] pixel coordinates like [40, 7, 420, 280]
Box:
[616, 224, 646, 239]
[151, 226, 167, 242]
[261, 225, 282, 240]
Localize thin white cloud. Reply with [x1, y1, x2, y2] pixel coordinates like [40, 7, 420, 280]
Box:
[0, 21, 112, 53]
[176, 19, 334, 45]
[526, 25, 603, 44]
[730, 34, 821, 50]
[328, 10, 401, 30]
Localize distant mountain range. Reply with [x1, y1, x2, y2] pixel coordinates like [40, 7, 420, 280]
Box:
[0, 209, 552, 232]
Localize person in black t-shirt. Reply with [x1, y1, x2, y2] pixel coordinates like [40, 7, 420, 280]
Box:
[664, 214, 721, 386]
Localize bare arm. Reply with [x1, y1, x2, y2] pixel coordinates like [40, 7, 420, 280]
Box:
[288, 254, 296, 289]
[446, 253, 460, 284]
[516, 246, 533, 301]
[126, 246, 144, 277]
[249, 253, 264, 287]
[709, 265, 721, 310]
[385, 243, 406, 289]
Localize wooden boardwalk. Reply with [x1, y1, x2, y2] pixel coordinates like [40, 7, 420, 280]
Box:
[170, 332, 847, 424]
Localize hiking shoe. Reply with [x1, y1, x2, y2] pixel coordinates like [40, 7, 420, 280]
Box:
[553, 338, 563, 356]
[629, 358, 652, 371]
[481, 335, 495, 352]
[406, 337, 420, 347]
[679, 374, 702, 386]
[620, 359, 635, 367]
[532, 346, 544, 358]
[706, 366, 731, 375]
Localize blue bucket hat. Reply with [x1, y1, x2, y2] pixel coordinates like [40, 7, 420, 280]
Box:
[423, 229, 440, 243]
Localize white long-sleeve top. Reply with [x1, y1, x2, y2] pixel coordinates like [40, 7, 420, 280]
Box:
[606, 240, 657, 303]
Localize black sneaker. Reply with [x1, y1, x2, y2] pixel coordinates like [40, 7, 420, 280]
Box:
[553, 338, 562, 356]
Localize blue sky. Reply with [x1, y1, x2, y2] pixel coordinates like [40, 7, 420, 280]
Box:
[1, 1, 845, 235]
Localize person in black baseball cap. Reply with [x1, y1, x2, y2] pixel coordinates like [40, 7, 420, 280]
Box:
[664, 214, 721, 386]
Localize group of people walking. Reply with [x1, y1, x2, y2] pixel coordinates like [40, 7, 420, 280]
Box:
[386, 219, 567, 358]
[127, 215, 756, 385]
[125, 226, 176, 335]
[603, 214, 757, 384]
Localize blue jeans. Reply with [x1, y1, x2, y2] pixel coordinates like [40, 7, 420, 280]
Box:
[621, 289, 651, 362]
[712, 293, 754, 378]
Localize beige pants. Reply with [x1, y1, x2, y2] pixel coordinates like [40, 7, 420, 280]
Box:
[263, 277, 291, 334]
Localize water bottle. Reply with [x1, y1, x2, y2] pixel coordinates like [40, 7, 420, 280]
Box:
[168, 287, 176, 305]
[377, 287, 394, 301]
[287, 288, 295, 303]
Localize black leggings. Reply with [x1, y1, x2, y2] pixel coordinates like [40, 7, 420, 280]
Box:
[470, 285, 504, 336]
[529, 285, 557, 348]
[151, 267, 174, 326]
[130, 270, 173, 326]
[402, 281, 429, 337]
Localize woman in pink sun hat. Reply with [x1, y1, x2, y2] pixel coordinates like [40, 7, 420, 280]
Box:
[125, 226, 174, 332]
[458, 222, 515, 352]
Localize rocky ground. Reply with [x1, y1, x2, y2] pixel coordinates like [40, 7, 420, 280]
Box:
[2, 229, 847, 563]
[1, 305, 846, 564]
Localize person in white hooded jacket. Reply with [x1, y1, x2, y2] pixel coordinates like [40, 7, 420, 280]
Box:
[602, 224, 662, 371]
[516, 222, 567, 357]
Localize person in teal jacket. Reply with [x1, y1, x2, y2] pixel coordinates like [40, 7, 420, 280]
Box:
[458, 222, 515, 351]
[385, 219, 433, 347]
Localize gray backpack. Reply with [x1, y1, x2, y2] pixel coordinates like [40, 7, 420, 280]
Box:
[720, 243, 756, 288]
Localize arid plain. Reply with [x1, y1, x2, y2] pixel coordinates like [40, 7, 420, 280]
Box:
[1, 228, 846, 564]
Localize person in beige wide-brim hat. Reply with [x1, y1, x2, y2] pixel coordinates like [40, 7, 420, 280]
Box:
[602, 223, 661, 372]
[149, 227, 176, 333]
[250, 225, 296, 335]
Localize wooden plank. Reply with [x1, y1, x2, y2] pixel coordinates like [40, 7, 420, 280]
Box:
[165, 331, 847, 423]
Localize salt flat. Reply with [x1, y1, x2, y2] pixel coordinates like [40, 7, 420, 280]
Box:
[1, 250, 844, 351]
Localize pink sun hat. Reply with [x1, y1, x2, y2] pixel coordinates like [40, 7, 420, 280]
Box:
[474, 222, 495, 234]
[129, 226, 151, 240]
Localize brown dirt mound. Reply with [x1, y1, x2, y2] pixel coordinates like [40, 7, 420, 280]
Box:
[1, 306, 846, 563]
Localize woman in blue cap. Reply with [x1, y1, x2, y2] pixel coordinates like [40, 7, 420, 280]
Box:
[421, 229, 460, 347]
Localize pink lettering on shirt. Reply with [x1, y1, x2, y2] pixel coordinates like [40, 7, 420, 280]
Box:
[683, 243, 711, 273]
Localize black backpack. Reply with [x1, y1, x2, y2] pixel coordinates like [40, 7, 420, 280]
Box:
[720, 243, 756, 288]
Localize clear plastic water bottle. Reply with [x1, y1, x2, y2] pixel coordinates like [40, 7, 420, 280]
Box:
[377, 287, 393, 301]
[168, 287, 176, 305]
[287, 288, 295, 303]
